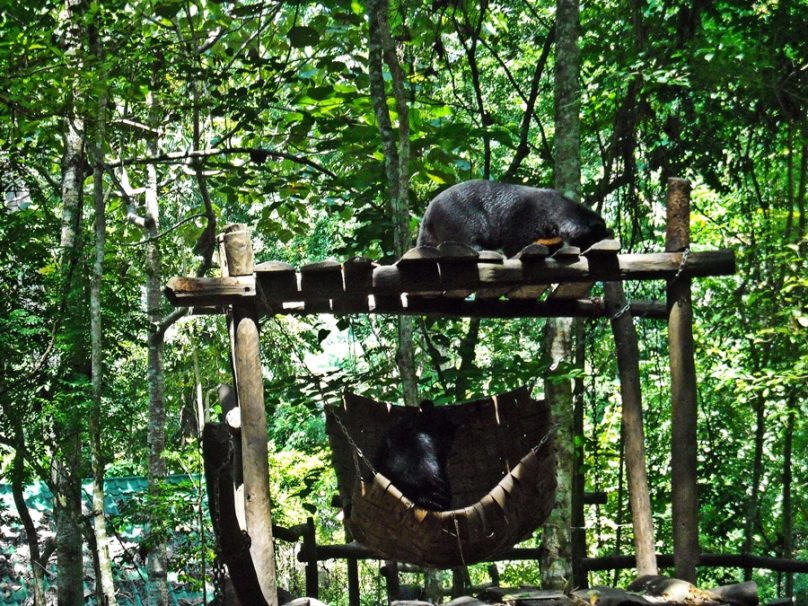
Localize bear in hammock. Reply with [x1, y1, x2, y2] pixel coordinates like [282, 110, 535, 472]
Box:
[373, 400, 459, 511]
[417, 179, 609, 257]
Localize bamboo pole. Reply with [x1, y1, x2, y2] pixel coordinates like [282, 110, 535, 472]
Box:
[666, 179, 700, 583]
[225, 224, 278, 606]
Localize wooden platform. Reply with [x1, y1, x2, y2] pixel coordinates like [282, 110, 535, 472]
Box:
[165, 240, 735, 319]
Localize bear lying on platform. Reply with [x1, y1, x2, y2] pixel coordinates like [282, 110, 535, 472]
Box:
[372, 400, 458, 511]
[417, 180, 608, 257]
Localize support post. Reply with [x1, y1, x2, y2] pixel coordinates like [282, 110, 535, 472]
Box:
[303, 517, 319, 599]
[604, 281, 658, 577]
[226, 224, 278, 606]
[665, 179, 699, 583]
[347, 558, 360, 606]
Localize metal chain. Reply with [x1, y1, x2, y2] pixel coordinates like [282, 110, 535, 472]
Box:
[612, 301, 631, 321]
[331, 407, 375, 478]
[673, 247, 691, 281]
[530, 424, 558, 455]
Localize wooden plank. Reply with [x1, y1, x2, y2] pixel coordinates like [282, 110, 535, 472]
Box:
[513, 244, 550, 282]
[475, 250, 511, 298]
[478, 250, 506, 264]
[165, 276, 255, 307]
[551, 244, 581, 261]
[543, 243, 585, 298]
[343, 256, 375, 293]
[616, 250, 735, 279]
[300, 260, 344, 297]
[551, 240, 620, 298]
[514, 243, 551, 260]
[583, 238, 621, 256]
[256, 261, 298, 311]
[167, 250, 735, 308]
[547, 281, 594, 299]
[373, 265, 403, 293]
[506, 284, 549, 300]
[437, 242, 480, 296]
[397, 246, 442, 292]
[342, 257, 375, 312]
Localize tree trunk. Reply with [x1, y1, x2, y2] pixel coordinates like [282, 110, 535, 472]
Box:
[541, 318, 575, 590]
[55, 4, 88, 602]
[12, 430, 47, 606]
[145, 88, 169, 606]
[742, 403, 765, 583]
[454, 317, 481, 401]
[366, 0, 418, 405]
[192, 344, 206, 438]
[571, 321, 587, 588]
[52, 437, 85, 606]
[781, 392, 795, 597]
[88, 26, 117, 605]
[541, 0, 581, 590]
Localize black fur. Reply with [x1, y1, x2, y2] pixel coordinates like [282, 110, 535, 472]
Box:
[372, 401, 458, 511]
[417, 180, 609, 257]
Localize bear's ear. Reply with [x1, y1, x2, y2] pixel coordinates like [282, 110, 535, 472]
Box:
[419, 399, 435, 413]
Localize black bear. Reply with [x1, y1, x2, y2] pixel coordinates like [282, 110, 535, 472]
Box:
[372, 400, 459, 511]
[417, 180, 609, 257]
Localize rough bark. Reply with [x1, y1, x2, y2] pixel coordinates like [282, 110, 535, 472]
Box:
[781, 393, 795, 597]
[145, 87, 169, 606]
[88, 26, 117, 605]
[742, 395, 765, 582]
[666, 178, 699, 583]
[541, 317, 575, 590]
[571, 320, 587, 588]
[55, 4, 88, 603]
[12, 430, 47, 605]
[540, 0, 580, 591]
[52, 436, 84, 606]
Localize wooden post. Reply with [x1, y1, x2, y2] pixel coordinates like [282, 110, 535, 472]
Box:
[303, 517, 319, 599]
[384, 561, 400, 602]
[225, 224, 278, 606]
[571, 320, 588, 589]
[666, 179, 699, 583]
[604, 281, 658, 577]
[347, 558, 360, 606]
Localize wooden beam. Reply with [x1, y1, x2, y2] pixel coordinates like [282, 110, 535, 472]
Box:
[666, 179, 700, 584]
[604, 281, 657, 576]
[165, 249, 734, 312]
[226, 225, 278, 606]
[164, 275, 255, 307]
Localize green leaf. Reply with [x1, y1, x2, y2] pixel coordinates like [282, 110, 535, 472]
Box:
[288, 26, 320, 48]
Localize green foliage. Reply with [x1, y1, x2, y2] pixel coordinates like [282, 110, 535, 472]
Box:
[0, 0, 805, 601]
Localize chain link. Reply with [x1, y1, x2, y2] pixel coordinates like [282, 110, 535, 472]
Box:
[612, 301, 631, 321]
[331, 406, 375, 478]
[673, 247, 691, 281]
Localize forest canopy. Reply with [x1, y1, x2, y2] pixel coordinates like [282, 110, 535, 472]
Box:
[0, 0, 805, 604]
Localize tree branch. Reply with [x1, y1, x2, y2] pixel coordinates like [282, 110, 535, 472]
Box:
[105, 146, 338, 179]
[503, 22, 555, 180]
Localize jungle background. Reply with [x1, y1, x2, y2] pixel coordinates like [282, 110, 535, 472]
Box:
[0, 0, 805, 604]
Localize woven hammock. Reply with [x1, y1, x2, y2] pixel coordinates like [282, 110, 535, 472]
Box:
[325, 387, 556, 568]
